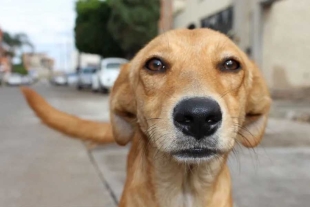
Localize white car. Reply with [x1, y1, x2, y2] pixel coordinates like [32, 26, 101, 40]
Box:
[6, 73, 23, 86]
[51, 75, 67, 86]
[66, 72, 78, 85]
[91, 58, 128, 93]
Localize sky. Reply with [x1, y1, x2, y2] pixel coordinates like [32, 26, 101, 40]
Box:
[0, 0, 77, 71]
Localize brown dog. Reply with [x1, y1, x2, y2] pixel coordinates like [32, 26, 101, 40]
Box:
[22, 28, 271, 207]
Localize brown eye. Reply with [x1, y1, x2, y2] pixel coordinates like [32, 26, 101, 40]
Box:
[145, 58, 166, 72]
[221, 59, 240, 71]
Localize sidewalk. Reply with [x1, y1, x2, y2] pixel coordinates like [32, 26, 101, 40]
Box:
[0, 115, 116, 207]
[270, 89, 310, 122]
[231, 118, 310, 207]
[0, 86, 116, 207]
[270, 99, 310, 122]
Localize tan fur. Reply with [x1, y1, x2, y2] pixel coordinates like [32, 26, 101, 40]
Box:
[20, 87, 114, 144]
[21, 29, 271, 207]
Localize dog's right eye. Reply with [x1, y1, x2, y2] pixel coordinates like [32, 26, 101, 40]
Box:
[145, 58, 166, 72]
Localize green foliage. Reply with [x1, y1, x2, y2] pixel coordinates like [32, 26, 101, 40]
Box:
[74, 0, 160, 58]
[3, 31, 34, 73]
[12, 64, 28, 75]
[2, 32, 34, 56]
[107, 0, 160, 57]
[76, 0, 101, 13]
[74, 0, 124, 58]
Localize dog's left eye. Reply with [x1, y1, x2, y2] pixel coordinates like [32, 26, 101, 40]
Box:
[221, 59, 241, 71]
[145, 58, 166, 72]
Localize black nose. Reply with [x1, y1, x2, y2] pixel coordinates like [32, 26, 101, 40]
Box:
[173, 98, 222, 140]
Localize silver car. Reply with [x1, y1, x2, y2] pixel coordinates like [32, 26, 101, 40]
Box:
[77, 67, 97, 90]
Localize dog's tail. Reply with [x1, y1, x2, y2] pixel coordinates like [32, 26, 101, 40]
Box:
[20, 87, 114, 144]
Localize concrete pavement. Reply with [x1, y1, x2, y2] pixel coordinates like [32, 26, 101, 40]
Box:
[270, 99, 310, 123]
[0, 84, 116, 207]
[1, 83, 310, 207]
[231, 118, 310, 207]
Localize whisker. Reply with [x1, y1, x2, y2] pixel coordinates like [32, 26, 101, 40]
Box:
[146, 117, 163, 121]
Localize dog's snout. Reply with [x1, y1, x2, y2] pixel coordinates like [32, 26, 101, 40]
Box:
[173, 98, 222, 140]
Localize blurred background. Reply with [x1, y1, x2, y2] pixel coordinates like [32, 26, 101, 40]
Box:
[0, 0, 310, 207]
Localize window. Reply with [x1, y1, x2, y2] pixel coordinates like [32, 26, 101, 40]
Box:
[106, 63, 122, 70]
[82, 67, 97, 74]
[200, 7, 233, 37]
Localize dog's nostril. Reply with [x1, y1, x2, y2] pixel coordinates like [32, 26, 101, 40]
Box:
[175, 114, 193, 124]
[173, 97, 222, 140]
[183, 115, 193, 123]
[206, 116, 221, 124]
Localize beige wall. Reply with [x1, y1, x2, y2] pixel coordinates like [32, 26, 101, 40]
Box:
[23, 53, 54, 78]
[70, 51, 101, 72]
[262, 0, 310, 89]
[173, 0, 232, 29]
[171, 0, 310, 89]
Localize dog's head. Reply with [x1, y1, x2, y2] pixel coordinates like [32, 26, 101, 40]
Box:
[110, 29, 271, 163]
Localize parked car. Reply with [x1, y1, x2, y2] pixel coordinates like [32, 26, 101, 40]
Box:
[66, 72, 78, 85]
[91, 58, 128, 93]
[77, 66, 97, 90]
[50, 75, 67, 86]
[6, 73, 23, 86]
[21, 75, 32, 85]
[28, 69, 39, 82]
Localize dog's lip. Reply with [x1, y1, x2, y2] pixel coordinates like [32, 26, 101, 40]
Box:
[171, 148, 219, 158]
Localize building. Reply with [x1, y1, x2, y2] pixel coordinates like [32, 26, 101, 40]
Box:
[0, 28, 12, 74]
[70, 50, 101, 72]
[22, 53, 55, 78]
[160, 0, 310, 90]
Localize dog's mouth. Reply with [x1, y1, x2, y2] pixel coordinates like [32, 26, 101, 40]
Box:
[171, 148, 219, 160]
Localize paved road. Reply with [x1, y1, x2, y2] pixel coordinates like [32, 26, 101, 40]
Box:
[0, 82, 310, 207]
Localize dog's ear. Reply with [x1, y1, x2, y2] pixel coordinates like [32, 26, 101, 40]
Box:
[109, 63, 136, 145]
[238, 62, 272, 148]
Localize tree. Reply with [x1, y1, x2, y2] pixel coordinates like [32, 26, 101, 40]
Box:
[12, 64, 28, 75]
[2, 32, 33, 74]
[3, 32, 34, 56]
[74, 0, 160, 59]
[107, 0, 160, 58]
[74, 0, 124, 59]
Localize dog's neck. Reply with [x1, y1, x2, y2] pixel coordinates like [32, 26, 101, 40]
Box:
[151, 152, 229, 207]
[120, 132, 232, 207]
[149, 147, 231, 207]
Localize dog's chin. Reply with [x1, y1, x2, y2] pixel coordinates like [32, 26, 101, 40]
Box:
[171, 148, 222, 163]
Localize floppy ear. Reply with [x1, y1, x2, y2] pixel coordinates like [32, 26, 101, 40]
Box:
[237, 62, 272, 148]
[109, 63, 136, 146]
